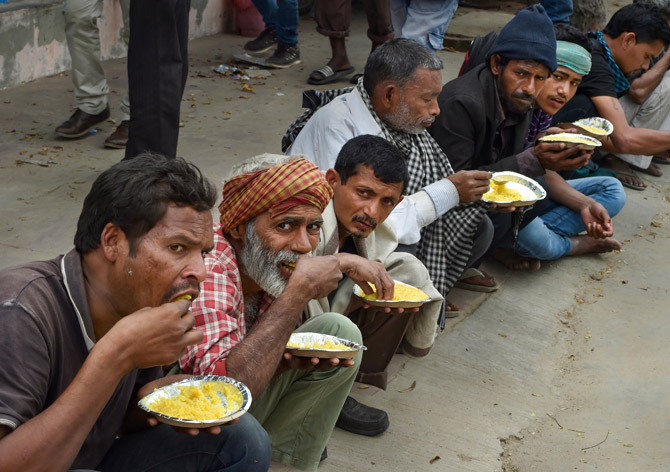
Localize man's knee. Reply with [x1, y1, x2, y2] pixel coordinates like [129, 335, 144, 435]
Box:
[301, 312, 363, 345]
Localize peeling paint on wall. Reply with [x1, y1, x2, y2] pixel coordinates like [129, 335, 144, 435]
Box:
[1, 0, 234, 90]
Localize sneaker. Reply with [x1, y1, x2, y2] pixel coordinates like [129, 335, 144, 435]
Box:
[266, 42, 301, 69]
[244, 28, 277, 54]
[335, 396, 389, 436]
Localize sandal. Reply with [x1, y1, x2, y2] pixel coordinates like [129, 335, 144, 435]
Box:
[454, 267, 500, 293]
[349, 72, 363, 84]
[307, 65, 355, 85]
[615, 170, 646, 190]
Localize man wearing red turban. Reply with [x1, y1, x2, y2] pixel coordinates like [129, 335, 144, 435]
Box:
[180, 155, 362, 471]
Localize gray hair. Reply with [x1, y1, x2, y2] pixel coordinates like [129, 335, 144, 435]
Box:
[363, 38, 443, 95]
[226, 153, 304, 183]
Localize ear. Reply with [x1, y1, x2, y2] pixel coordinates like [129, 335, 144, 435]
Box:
[325, 168, 339, 187]
[228, 223, 247, 242]
[99, 223, 128, 262]
[374, 81, 400, 114]
[621, 32, 636, 49]
[490, 54, 502, 76]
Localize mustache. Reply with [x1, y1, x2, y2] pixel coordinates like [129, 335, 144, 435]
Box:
[163, 282, 200, 304]
[511, 92, 535, 102]
[273, 250, 302, 265]
[353, 215, 378, 230]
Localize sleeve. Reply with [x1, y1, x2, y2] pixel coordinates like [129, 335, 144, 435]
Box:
[179, 259, 244, 377]
[0, 302, 50, 431]
[430, 91, 480, 172]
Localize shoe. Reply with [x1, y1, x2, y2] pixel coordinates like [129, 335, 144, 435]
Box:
[266, 42, 301, 69]
[244, 28, 277, 54]
[335, 396, 389, 436]
[56, 106, 110, 138]
[103, 120, 129, 149]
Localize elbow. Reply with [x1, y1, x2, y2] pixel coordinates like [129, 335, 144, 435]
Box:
[626, 89, 646, 105]
[612, 136, 636, 155]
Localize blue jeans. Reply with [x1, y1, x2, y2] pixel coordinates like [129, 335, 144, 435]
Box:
[539, 0, 573, 24]
[390, 0, 458, 51]
[515, 176, 626, 260]
[93, 414, 271, 472]
[251, 0, 298, 45]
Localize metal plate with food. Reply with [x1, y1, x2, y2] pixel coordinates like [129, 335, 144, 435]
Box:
[538, 132, 602, 150]
[482, 171, 546, 207]
[572, 117, 614, 138]
[138, 376, 251, 428]
[286, 332, 366, 359]
[353, 280, 432, 308]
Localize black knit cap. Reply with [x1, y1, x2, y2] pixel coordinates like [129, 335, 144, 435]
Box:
[487, 4, 557, 72]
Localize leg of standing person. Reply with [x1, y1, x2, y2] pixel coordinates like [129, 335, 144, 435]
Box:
[391, 0, 458, 51]
[57, 0, 110, 139]
[125, 0, 190, 159]
[308, 0, 356, 85]
[362, 0, 395, 50]
[104, 0, 131, 149]
[247, 0, 300, 68]
[539, 0, 574, 24]
[97, 414, 272, 472]
[515, 176, 625, 260]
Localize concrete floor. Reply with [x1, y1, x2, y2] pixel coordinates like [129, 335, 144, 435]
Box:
[2, 2, 669, 471]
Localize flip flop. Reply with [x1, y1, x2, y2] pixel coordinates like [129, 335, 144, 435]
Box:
[652, 156, 670, 165]
[615, 170, 646, 190]
[307, 65, 355, 85]
[454, 267, 500, 293]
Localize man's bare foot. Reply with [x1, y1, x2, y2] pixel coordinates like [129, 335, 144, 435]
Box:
[490, 248, 541, 271]
[600, 155, 646, 190]
[568, 235, 622, 256]
[445, 300, 460, 313]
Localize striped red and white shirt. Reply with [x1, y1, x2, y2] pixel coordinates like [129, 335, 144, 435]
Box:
[179, 224, 273, 376]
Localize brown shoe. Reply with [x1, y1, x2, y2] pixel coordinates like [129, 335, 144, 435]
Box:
[104, 120, 129, 149]
[56, 106, 110, 138]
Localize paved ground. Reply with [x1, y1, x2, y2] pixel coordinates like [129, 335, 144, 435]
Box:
[2, 2, 669, 471]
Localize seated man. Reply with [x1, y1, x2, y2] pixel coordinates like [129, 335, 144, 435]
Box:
[0, 154, 271, 471]
[429, 4, 592, 271]
[318, 135, 444, 389]
[552, 2, 670, 190]
[284, 38, 495, 314]
[179, 157, 365, 471]
[516, 24, 626, 261]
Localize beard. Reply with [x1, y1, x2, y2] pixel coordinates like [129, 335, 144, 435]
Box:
[385, 100, 434, 135]
[239, 219, 303, 298]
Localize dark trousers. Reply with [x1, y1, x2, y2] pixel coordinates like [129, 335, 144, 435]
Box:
[315, 0, 393, 44]
[125, 0, 190, 159]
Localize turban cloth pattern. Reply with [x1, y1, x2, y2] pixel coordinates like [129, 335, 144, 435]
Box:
[219, 158, 333, 233]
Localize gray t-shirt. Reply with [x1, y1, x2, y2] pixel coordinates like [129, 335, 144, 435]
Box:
[0, 249, 161, 469]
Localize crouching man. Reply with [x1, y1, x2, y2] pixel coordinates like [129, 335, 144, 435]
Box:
[180, 156, 362, 471]
[0, 154, 271, 472]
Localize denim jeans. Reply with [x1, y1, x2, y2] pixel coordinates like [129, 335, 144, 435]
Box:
[515, 176, 626, 260]
[539, 0, 573, 24]
[89, 414, 271, 472]
[390, 0, 458, 51]
[251, 0, 298, 45]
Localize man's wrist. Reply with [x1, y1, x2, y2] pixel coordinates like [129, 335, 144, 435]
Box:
[424, 179, 459, 215]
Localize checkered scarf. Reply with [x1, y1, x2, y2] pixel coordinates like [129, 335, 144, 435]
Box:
[590, 32, 630, 94]
[219, 158, 333, 233]
[282, 81, 488, 296]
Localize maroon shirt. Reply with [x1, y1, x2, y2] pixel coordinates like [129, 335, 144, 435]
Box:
[0, 250, 161, 469]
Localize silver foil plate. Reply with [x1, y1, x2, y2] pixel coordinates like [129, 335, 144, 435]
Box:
[482, 171, 546, 207]
[538, 132, 602, 150]
[572, 117, 614, 137]
[138, 375, 251, 428]
[286, 332, 366, 359]
[353, 280, 432, 308]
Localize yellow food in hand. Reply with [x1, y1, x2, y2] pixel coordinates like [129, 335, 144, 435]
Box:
[148, 381, 243, 420]
[483, 180, 523, 202]
[576, 123, 607, 135]
[540, 134, 595, 144]
[362, 283, 428, 301]
[287, 339, 352, 350]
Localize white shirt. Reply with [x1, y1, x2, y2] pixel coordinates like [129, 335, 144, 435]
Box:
[289, 88, 459, 244]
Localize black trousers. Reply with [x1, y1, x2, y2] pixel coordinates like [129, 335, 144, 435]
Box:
[125, 0, 190, 159]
